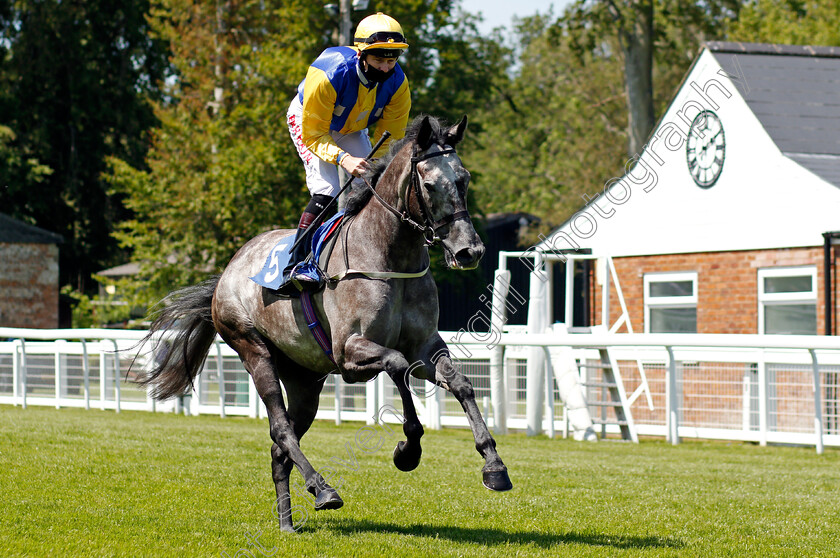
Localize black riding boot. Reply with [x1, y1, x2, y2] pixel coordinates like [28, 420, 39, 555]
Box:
[275, 194, 334, 296]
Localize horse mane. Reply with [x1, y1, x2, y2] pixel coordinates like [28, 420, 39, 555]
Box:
[344, 115, 450, 217]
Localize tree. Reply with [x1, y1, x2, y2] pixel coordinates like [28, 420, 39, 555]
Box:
[0, 125, 52, 200]
[463, 1, 753, 236]
[0, 0, 169, 292]
[727, 0, 840, 46]
[564, 0, 741, 157]
[466, 14, 627, 230]
[108, 0, 326, 300]
[109, 0, 478, 303]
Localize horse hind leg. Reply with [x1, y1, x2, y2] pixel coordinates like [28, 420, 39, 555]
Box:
[218, 326, 342, 525]
[270, 368, 334, 532]
[270, 445, 297, 533]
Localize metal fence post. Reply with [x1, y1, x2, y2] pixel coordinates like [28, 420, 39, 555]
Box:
[111, 340, 121, 414]
[99, 343, 107, 411]
[758, 352, 767, 447]
[525, 269, 547, 436]
[215, 341, 226, 418]
[489, 269, 512, 435]
[55, 340, 63, 409]
[742, 365, 752, 436]
[81, 339, 90, 411]
[334, 375, 342, 425]
[365, 375, 377, 425]
[14, 339, 27, 409]
[544, 347, 555, 438]
[191, 359, 202, 417]
[666, 346, 679, 445]
[809, 349, 825, 455]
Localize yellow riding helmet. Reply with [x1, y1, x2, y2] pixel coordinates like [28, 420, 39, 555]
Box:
[353, 12, 409, 57]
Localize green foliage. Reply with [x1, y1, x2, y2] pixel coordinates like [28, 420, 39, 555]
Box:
[727, 0, 840, 45]
[0, 125, 52, 197]
[0, 0, 169, 291]
[6, 0, 840, 311]
[109, 0, 471, 303]
[109, 0, 325, 301]
[465, 1, 745, 238]
[466, 13, 628, 236]
[60, 280, 144, 328]
[2, 406, 840, 556]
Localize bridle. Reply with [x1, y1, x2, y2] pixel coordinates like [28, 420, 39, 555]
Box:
[363, 144, 471, 246]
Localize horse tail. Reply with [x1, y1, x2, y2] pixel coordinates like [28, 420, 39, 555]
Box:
[138, 276, 220, 401]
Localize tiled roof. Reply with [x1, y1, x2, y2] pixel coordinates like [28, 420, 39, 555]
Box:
[0, 213, 63, 244]
[708, 42, 840, 187]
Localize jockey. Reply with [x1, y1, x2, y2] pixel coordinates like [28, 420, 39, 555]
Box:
[278, 12, 411, 294]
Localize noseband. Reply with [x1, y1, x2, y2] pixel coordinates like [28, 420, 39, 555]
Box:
[364, 145, 471, 245]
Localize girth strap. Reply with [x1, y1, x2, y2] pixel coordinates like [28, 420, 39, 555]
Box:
[300, 291, 335, 365]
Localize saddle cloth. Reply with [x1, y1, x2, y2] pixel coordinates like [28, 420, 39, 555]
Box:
[249, 211, 345, 291]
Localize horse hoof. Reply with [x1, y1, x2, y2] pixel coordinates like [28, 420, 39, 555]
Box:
[482, 468, 513, 492]
[314, 489, 344, 511]
[393, 440, 421, 472]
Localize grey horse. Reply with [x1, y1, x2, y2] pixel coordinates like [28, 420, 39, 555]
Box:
[140, 115, 512, 533]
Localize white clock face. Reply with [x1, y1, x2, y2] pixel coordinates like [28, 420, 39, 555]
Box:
[686, 110, 725, 188]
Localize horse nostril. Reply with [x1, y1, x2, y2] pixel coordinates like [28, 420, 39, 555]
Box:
[455, 245, 484, 266]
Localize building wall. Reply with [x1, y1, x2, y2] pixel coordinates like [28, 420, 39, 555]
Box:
[600, 247, 832, 334]
[0, 243, 59, 328]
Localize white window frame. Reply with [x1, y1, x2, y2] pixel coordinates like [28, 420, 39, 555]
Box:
[757, 266, 817, 335]
[644, 271, 698, 333]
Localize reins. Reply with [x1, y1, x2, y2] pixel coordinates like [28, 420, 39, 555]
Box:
[321, 141, 471, 283]
[326, 213, 429, 282]
[363, 144, 470, 246]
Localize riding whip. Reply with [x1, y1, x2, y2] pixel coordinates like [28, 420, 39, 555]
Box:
[288, 131, 391, 255]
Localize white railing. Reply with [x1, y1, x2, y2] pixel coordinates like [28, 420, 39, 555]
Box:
[1, 327, 839, 453]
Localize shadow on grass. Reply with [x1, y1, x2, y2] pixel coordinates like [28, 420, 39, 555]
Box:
[315, 519, 684, 550]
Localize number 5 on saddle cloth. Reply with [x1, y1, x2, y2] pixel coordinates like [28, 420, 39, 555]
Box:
[250, 211, 346, 297]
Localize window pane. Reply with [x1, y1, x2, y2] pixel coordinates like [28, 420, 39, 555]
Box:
[764, 275, 812, 294]
[650, 307, 697, 333]
[764, 304, 817, 335]
[649, 280, 693, 298]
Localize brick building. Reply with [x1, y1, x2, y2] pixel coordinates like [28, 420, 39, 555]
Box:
[536, 42, 840, 336]
[0, 213, 63, 328]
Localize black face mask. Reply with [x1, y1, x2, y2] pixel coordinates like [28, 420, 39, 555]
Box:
[362, 60, 396, 84]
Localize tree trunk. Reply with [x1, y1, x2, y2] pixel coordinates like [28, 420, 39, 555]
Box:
[607, 0, 655, 157]
[339, 0, 352, 46]
[619, 0, 655, 157]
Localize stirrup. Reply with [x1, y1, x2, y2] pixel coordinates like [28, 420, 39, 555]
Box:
[290, 262, 325, 292]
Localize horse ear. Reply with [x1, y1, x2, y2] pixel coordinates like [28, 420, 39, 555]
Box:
[445, 115, 468, 146]
[416, 115, 434, 151]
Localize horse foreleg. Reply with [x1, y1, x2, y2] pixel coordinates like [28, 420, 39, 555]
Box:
[342, 335, 424, 472]
[432, 350, 513, 491]
[387, 370, 424, 471]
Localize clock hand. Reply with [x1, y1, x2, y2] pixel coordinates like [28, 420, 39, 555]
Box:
[700, 129, 721, 154]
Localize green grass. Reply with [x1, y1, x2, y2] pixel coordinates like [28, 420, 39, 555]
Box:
[1, 405, 839, 557]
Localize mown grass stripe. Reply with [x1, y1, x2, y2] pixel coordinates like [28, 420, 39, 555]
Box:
[1, 405, 838, 557]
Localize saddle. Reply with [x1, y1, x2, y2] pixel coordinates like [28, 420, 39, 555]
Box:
[249, 211, 345, 298]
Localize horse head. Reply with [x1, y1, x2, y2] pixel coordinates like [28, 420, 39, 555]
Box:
[410, 115, 485, 270]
